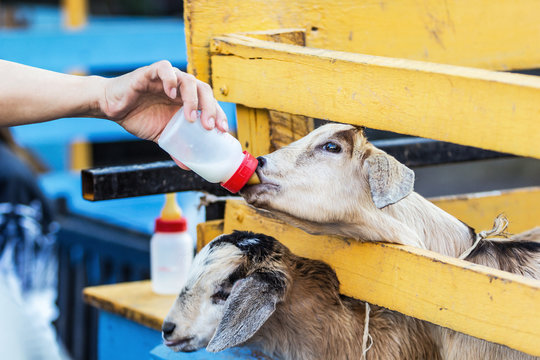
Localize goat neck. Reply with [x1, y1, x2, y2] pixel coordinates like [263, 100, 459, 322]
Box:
[252, 257, 363, 359]
[382, 192, 475, 257]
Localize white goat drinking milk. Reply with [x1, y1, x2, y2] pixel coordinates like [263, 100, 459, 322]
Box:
[240, 123, 540, 360]
[162, 231, 440, 360]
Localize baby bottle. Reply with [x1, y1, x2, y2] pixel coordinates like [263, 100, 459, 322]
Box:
[158, 108, 259, 193]
[151, 193, 193, 294]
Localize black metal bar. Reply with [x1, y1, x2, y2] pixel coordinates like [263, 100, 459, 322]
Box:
[372, 137, 512, 167]
[91, 139, 169, 168]
[82, 161, 230, 201]
[205, 202, 227, 221]
[82, 139, 513, 201]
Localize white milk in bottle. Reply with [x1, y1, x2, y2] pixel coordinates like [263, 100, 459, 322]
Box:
[158, 108, 259, 193]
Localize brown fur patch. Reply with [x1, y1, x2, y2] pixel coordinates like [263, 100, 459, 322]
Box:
[332, 129, 356, 156]
[243, 236, 441, 359]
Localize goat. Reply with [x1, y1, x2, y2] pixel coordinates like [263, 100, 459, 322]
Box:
[240, 123, 540, 359]
[162, 231, 441, 360]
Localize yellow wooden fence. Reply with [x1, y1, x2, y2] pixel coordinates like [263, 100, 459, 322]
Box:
[186, 0, 540, 356]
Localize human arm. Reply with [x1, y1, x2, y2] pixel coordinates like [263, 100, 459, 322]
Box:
[0, 60, 228, 141]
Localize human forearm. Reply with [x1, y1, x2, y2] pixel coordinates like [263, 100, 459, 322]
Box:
[0, 60, 105, 126]
[0, 60, 229, 147]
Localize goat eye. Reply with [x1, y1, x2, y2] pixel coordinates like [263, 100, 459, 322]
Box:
[322, 142, 341, 153]
[211, 290, 230, 304]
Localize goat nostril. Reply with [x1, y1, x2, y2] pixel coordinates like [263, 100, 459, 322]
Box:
[162, 321, 176, 336]
[257, 156, 266, 168]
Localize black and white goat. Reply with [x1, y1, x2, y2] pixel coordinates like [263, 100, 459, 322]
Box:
[162, 231, 440, 360]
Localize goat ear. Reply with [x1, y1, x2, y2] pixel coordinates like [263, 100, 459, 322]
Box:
[365, 153, 414, 208]
[207, 272, 284, 352]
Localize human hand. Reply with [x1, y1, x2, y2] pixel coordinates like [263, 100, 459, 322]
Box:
[98, 60, 228, 143]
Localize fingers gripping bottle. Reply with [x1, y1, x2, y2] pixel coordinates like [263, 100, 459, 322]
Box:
[158, 108, 260, 193]
[151, 193, 193, 294]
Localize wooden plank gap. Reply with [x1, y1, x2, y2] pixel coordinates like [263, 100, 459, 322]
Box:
[236, 28, 306, 46]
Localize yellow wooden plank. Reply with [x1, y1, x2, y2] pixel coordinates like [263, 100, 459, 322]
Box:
[62, 0, 87, 29]
[185, 0, 540, 82]
[223, 199, 540, 356]
[431, 187, 540, 235]
[196, 219, 224, 251]
[235, 105, 271, 157]
[70, 139, 92, 171]
[83, 281, 175, 331]
[211, 35, 540, 158]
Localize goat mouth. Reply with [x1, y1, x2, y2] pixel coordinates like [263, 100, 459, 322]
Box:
[242, 170, 280, 193]
[244, 182, 280, 192]
[240, 182, 280, 205]
[164, 336, 195, 350]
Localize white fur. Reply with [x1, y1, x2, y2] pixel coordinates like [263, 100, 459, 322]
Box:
[163, 242, 244, 352]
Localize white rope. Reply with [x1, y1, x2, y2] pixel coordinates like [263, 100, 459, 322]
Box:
[361, 302, 373, 360]
[459, 214, 511, 260]
[197, 194, 242, 210]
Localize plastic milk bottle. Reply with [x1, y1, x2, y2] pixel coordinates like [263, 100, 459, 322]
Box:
[158, 107, 259, 193]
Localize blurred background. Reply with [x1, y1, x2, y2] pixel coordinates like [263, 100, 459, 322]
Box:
[1, 1, 539, 360]
[1, 1, 221, 359]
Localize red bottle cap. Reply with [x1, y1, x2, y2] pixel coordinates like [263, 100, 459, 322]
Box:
[221, 151, 258, 193]
[155, 217, 187, 233]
